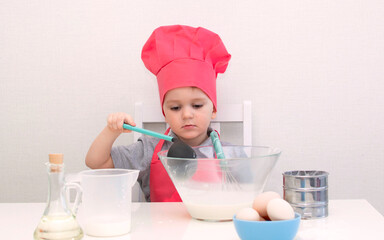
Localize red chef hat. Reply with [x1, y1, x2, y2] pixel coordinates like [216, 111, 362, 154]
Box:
[141, 25, 231, 114]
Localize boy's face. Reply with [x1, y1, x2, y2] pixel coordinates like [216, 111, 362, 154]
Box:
[163, 87, 216, 146]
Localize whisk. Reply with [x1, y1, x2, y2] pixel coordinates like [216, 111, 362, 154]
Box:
[209, 131, 241, 190]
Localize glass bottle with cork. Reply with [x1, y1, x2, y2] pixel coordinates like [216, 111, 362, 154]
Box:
[33, 153, 83, 240]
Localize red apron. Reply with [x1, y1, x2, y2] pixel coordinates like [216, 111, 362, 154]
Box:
[150, 128, 182, 202]
[149, 129, 221, 202]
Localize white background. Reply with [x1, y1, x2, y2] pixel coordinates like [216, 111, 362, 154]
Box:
[1, 0, 383, 215]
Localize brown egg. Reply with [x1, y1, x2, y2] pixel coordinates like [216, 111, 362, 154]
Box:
[267, 198, 295, 221]
[252, 191, 281, 218]
[236, 207, 260, 221]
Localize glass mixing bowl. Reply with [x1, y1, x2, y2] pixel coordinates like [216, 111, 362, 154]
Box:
[158, 145, 281, 221]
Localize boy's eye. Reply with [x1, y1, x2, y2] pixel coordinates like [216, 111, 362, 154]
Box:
[170, 106, 180, 111]
[193, 104, 203, 109]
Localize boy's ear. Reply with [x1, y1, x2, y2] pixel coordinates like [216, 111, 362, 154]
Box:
[211, 111, 217, 119]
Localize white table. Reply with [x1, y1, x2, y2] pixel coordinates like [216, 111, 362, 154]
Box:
[1, 199, 383, 239]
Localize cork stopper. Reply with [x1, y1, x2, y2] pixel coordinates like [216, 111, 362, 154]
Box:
[49, 153, 64, 164]
[48, 154, 63, 172]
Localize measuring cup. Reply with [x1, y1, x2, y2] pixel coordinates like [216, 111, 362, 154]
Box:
[66, 169, 139, 237]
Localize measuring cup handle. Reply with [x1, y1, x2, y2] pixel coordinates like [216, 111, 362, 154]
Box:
[63, 182, 82, 215]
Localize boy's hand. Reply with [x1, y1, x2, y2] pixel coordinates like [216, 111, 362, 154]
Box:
[107, 112, 136, 133]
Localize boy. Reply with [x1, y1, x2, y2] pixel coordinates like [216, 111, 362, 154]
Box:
[85, 25, 231, 202]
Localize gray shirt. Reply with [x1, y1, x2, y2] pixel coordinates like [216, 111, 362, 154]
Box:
[111, 130, 215, 202]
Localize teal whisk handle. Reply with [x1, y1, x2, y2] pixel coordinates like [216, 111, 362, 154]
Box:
[210, 131, 226, 159]
[123, 124, 174, 142]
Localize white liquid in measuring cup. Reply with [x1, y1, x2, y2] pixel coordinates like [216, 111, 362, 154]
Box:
[84, 218, 131, 237]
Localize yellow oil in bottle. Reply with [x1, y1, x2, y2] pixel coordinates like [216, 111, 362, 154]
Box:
[34, 214, 83, 240]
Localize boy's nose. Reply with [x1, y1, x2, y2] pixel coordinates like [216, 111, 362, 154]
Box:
[181, 107, 194, 119]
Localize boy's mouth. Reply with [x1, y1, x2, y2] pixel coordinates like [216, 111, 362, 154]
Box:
[182, 124, 196, 129]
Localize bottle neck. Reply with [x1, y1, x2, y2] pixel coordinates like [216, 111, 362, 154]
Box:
[44, 163, 70, 215]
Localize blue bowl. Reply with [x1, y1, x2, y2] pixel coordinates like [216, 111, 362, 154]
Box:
[233, 213, 301, 240]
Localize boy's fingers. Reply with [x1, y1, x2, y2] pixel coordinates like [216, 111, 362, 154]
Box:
[118, 118, 126, 131]
[110, 115, 116, 129]
[124, 115, 136, 127]
[113, 115, 120, 130]
[121, 115, 136, 133]
[106, 113, 136, 133]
